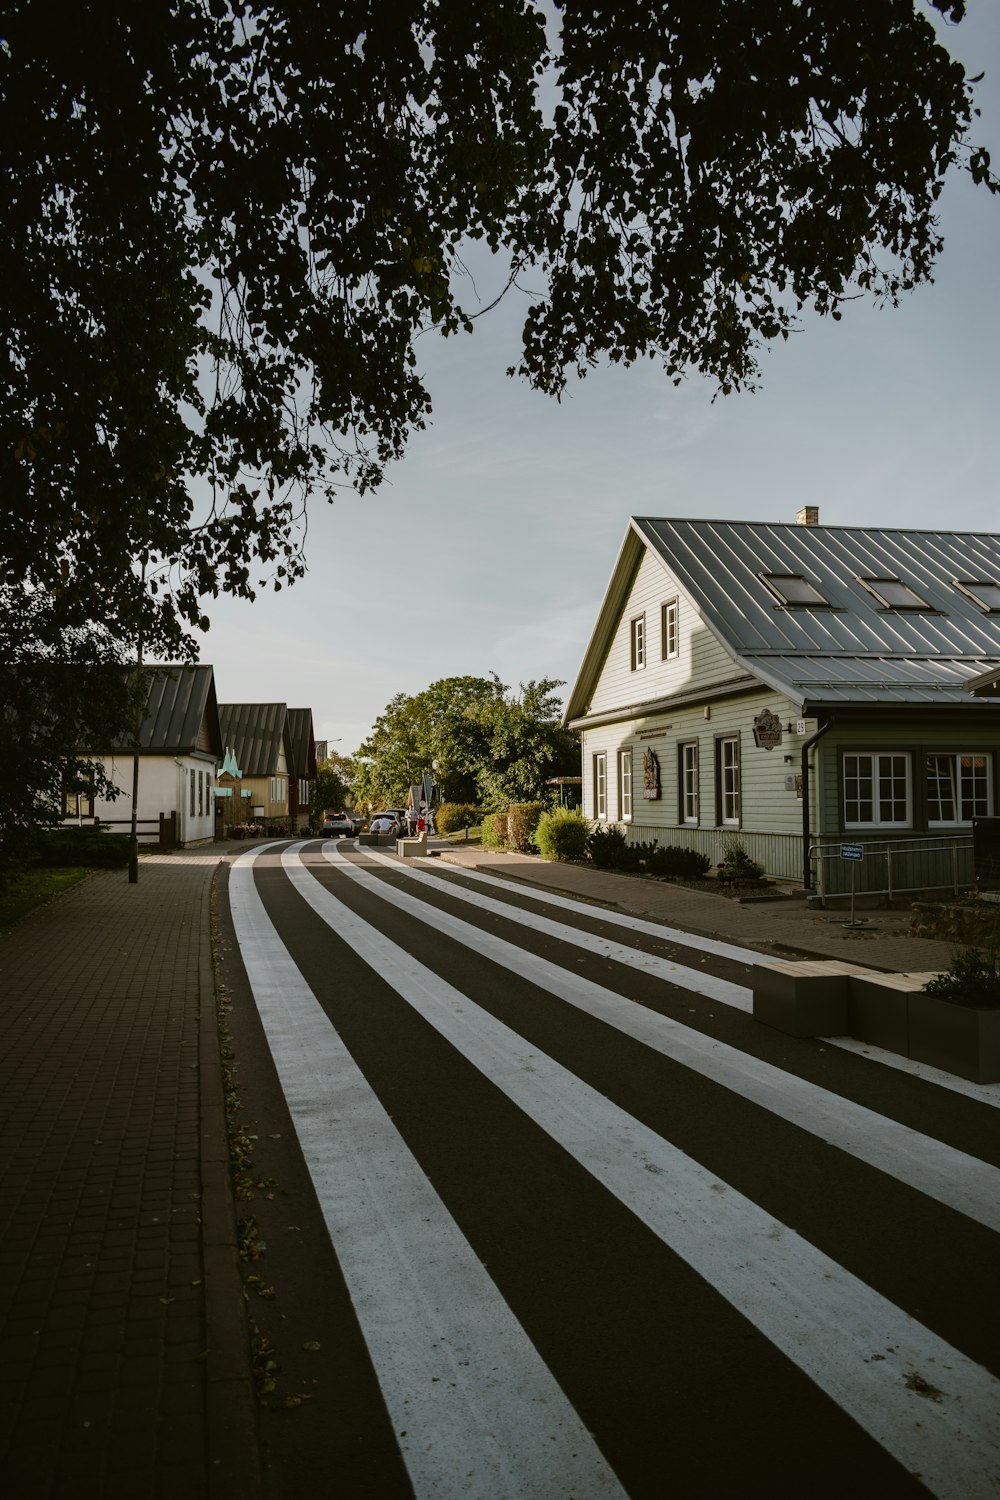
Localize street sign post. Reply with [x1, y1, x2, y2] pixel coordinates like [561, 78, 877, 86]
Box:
[840, 843, 865, 927]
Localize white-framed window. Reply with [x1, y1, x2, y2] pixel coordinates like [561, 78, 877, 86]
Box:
[299, 778, 309, 804]
[843, 752, 911, 828]
[661, 599, 679, 659]
[716, 736, 740, 827]
[593, 752, 607, 821]
[270, 776, 287, 804]
[679, 741, 699, 825]
[62, 784, 95, 819]
[618, 749, 633, 821]
[926, 753, 992, 825]
[630, 614, 646, 670]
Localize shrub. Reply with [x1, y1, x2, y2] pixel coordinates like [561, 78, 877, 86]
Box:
[533, 807, 589, 862]
[716, 840, 765, 883]
[435, 802, 482, 836]
[923, 947, 1000, 1007]
[33, 828, 131, 869]
[647, 845, 712, 879]
[480, 812, 508, 850]
[506, 803, 544, 853]
[587, 824, 629, 869]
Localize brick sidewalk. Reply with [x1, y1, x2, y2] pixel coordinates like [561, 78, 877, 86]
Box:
[0, 850, 259, 1500]
[434, 844, 964, 974]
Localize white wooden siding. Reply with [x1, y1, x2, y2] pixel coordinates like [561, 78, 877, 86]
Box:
[588, 550, 735, 716]
[582, 691, 811, 838]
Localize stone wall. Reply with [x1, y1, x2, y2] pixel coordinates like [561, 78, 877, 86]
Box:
[909, 899, 1000, 947]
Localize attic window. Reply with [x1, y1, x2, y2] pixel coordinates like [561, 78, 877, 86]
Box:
[759, 573, 829, 607]
[858, 576, 929, 610]
[953, 579, 1000, 613]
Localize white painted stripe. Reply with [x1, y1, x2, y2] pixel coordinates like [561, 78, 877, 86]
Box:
[229, 848, 626, 1500]
[826, 1036, 1000, 1108]
[280, 847, 1000, 1500]
[397, 850, 1000, 1109]
[325, 847, 1000, 1230]
[422, 856, 762, 962]
[362, 846, 752, 1011]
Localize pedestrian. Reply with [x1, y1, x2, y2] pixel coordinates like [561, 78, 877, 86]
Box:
[406, 806, 418, 837]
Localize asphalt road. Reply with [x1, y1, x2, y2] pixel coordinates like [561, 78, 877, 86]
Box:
[216, 839, 1000, 1500]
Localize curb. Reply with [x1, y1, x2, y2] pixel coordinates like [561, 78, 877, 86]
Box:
[201, 863, 263, 1497]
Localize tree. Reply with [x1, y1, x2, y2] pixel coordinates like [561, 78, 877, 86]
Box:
[308, 758, 355, 826]
[3, 0, 995, 666]
[0, 588, 140, 875]
[354, 674, 578, 812]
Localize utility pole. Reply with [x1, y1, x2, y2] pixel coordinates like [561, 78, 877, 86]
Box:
[128, 568, 145, 884]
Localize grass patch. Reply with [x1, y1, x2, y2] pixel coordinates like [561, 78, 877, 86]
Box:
[0, 867, 92, 929]
[440, 823, 483, 847]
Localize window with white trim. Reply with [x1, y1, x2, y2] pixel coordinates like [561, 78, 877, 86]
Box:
[630, 615, 646, 670]
[190, 768, 196, 816]
[843, 752, 911, 828]
[661, 599, 679, 659]
[926, 753, 991, 825]
[716, 736, 740, 827]
[62, 783, 95, 819]
[618, 749, 633, 821]
[270, 775, 287, 804]
[679, 741, 699, 825]
[593, 752, 607, 820]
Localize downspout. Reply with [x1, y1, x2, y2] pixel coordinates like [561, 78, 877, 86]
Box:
[801, 719, 832, 891]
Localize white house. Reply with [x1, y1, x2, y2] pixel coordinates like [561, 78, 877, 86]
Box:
[64, 664, 222, 847]
[563, 511, 1000, 898]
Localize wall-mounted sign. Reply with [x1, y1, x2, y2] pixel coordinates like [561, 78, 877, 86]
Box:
[637, 724, 672, 740]
[752, 709, 783, 750]
[642, 747, 661, 800]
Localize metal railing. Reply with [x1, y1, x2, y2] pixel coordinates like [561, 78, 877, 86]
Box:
[808, 834, 974, 903]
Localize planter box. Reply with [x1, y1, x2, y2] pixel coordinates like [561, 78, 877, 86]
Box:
[907, 993, 1000, 1083]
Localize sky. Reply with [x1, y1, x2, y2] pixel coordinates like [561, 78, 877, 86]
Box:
[193, 6, 1000, 760]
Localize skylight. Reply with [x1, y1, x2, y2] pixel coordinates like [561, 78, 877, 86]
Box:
[857, 576, 930, 610]
[953, 579, 1000, 613]
[759, 573, 829, 606]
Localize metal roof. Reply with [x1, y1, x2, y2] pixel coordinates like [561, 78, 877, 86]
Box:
[134, 665, 221, 755]
[217, 703, 289, 778]
[286, 708, 317, 780]
[566, 518, 1000, 722]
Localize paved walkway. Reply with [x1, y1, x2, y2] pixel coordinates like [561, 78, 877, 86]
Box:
[434, 844, 965, 974]
[0, 837, 970, 1498]
[0, 846, 259, 1500]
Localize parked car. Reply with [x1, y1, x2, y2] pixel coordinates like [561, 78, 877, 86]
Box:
[321, 813, 356, 838]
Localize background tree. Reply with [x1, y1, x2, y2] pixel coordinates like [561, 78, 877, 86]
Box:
[0, 589, 140, 876]
[353, 674, 578, 812]
[308, 760, 353, 826]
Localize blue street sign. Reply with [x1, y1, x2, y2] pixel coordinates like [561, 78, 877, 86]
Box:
[840, 842, 865, 861]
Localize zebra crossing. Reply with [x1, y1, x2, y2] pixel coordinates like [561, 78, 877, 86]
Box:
[226, 840, 1000, 1499]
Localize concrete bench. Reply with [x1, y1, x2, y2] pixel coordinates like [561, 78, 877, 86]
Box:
[849, 971, 942, 1053]
[395, 835, 428, 859]
[752, 960, 877, 1038]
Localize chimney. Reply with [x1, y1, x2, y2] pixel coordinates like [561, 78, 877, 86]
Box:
[796, 506, 820, 527]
